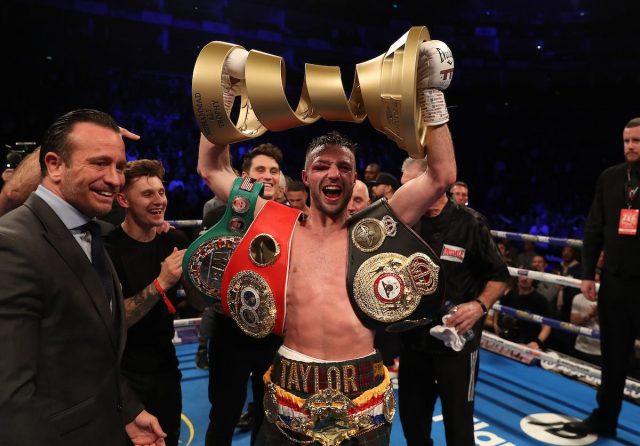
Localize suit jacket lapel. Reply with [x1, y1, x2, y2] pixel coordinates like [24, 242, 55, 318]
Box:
[106, 252, 129, 359]
[25, 195, 119, 350]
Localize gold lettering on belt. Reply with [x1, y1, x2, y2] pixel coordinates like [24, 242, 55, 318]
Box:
[287, 362, 301, 391]
[342, 365, 358, 393]
[374, 362, 385, 380]
[280, 359, 290, 388]
[314, 366, 320, 394]
[300, 363, 313, 393]
[327, 366, 341, 392]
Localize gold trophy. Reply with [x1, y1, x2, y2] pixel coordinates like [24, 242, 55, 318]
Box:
[193, 26, 445, 159]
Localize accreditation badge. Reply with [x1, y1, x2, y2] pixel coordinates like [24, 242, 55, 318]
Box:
[618, 208, 639, 235]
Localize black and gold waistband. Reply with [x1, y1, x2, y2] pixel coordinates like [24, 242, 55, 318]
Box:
[271, 351, 384, 398]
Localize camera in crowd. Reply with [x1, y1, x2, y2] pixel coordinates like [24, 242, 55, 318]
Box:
[4, 142, 37, 169]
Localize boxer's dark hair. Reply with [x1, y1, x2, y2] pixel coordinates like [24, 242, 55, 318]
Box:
[304, 131, 357, 169]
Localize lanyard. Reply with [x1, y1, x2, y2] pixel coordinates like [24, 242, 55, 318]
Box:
[626, 168, 638, 208]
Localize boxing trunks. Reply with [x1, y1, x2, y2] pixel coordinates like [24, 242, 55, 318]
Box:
[262, 346, 394, 446]
[347, 199, 444, 332]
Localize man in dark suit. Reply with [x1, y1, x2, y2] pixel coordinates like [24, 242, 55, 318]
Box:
[565, 117, 640, 438]
[0, 109, 166, 446]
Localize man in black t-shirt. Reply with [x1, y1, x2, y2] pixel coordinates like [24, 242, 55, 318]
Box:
[105, 159, 192, 446]
[494, 275, 551, 348]
[202, 143, 284, 446]
[398, 158, 510, 446]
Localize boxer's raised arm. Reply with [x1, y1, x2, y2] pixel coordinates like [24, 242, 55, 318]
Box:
[390, 40, 457, 225]
[391, 125, 455, 226]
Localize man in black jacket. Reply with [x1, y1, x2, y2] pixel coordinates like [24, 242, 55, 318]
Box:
[0, 109, 165, 446]
[565, 117, 640, 437]
[397, 157, 510, 446]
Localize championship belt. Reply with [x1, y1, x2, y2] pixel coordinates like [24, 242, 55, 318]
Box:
[183, 177, 262, 308]
[221, 201, 301, 338]
[193, 26, 432, 158]
[347, 199, 444, 332]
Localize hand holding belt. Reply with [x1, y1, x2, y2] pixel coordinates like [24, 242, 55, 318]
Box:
[221, 201, 301, 337]
[183, 177, 262, 308]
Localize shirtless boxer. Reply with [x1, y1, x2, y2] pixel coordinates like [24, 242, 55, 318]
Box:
[196, 40, 456, 445]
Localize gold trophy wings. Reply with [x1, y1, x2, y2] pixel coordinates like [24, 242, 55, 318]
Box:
[193, 26, 430, 159]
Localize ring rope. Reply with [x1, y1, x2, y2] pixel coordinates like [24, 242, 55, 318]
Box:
[480, 332, 640, 397]
[492, 303, 600, 339]
[491, 230, 583, 248]
[507, 266, 600, 293]
[173, 317, 202, 328]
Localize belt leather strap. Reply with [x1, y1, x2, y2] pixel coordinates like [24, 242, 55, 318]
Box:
[221, 201, 301, 337]
[183, 177, 262, 308]
[347, 198, 444, 331]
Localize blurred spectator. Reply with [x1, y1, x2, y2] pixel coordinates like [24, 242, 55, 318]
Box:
[516, 240, 539, 269]
[449, 180, 469, 206]
[369, 172, 399, 200]
[531, 254, 561, 317]
[557, 245, 582, 322]
[347, 179, 370, 216]
[570, 275, 601, 366]
[494, 275, 551, 350]
[285, 180, 309, 216]
[363, 162, 380, 182]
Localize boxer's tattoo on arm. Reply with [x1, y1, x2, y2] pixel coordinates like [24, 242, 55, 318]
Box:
[124, 283, 161, 328]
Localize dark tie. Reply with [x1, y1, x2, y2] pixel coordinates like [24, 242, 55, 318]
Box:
[84, 221, 115, 312]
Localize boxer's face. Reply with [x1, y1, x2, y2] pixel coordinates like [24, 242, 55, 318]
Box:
[303, 144, 356, 218]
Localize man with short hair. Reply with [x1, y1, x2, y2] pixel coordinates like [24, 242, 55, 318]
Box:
[400, 157, 428, 185]
[0, 109, 165, 446]
[241, 143, 282, 200]
[531, 254, 560, 316]
[565, 117, 640, 438]
[494, 275, 551, 350]
[105, 159, 192, 446]
[557, 245, 582, 322]
[363, 162, 381, 183]
[398, 157, 509, 446]
[369, 172, 399, 200]
[273, 172, 290, 205]
[202, 143, 283, 230]
[449, 180, 469, 206]
[197, 38, 457, 446]
[286, 180, 310, 216]
[200, 121, 455, 445]
[204, 143, 285, 446]
[347, 179, 370, 216]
